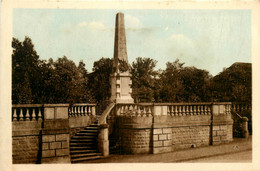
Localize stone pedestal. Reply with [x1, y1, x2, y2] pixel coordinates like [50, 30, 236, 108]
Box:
[110, 72, 134, 103]
[41, 104, 71, 163]
[242, 117, 249, 138]
[98, 124, 109, 156]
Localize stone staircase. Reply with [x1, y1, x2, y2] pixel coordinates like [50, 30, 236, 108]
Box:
[70, 116, 105, 163]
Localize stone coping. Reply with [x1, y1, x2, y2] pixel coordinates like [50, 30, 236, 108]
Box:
[12, 104, 43, 108]
[70, 103, 96, 106]
[116, 102, 232, 106]
[12, 103, 96, 108]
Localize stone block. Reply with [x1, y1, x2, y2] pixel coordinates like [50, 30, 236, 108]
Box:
[50, 142, 61, 149]
[44, 107, 55, 120]
[217, 131, 224, 136]
[153, 141, 162, 147]
[56, 107, 68, 119]
[220, 125, 227, 130]
[42, 135, 55, 142]
[163, 140, 172, 146]
[167, 134, 172, 140]
[62, 142, 69, 149]
[213, 126, 220, 131]
[56, 134, 68, 141]
[213, 136, 220, 141]
[153, 129, 162, 134]
[56, 149, 69, 156]
[163, 128, 172, 134]
[42, 143, 49, 150]
[159, 134, 167, 140]
[42, 150, 55, 158]
[153, 135, 158, 141]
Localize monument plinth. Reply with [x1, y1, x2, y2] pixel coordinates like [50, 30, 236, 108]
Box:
[110, 12, 134, 104]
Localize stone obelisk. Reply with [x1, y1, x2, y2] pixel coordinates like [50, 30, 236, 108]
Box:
[110, 12, 134, 103]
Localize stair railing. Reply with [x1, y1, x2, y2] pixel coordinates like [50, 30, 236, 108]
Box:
[98, 102, 115, 125]
[232, 109, 249, 138]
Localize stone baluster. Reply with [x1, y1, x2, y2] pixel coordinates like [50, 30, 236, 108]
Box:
[20, 109, 25, 121]
[79, 106, 82, 116]
[137, 105, 141, 117]
[38, 109, 42, 121]
[25, 108, 30, 121]
[147, 106, 152, 117]
[13, 108, 17, 121]
[186, 105, 190, 115]
[120, 106, 125, 116]
[32, 108, 36, 121]
[182, 106, 186, 116]
[84, 106, 87, 116]
[174, 106, 178, 116]
[88, 106, 91, 115]
[167, 106, 170, 116]
[190, 105, 193, 115]
[194, 106, 197, 115]
[198, 105, 201, 115]
[208, 105, 211, 115]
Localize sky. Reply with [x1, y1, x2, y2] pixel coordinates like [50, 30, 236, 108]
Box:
[13, 9, 251, 76]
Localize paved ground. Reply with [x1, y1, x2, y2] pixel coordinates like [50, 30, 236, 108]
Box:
[85, 136, 252, 163]
[187, 150, 252, 163]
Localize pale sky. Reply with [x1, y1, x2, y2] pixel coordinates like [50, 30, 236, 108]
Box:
[13, 9, 251, 76]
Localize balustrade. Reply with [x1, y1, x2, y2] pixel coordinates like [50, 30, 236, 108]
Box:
[167, 103, 212, 116]
[12, 104, 43, 121]
[117, 104, 153, 117]
[232, 103, 251, 112]
[68, 104, 96, 117]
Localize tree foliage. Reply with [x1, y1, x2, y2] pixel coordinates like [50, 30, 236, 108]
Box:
[131, 57, 158, 102]
[158, 59, 211, 102]
[12, 37, 94, 104]
[210, 62, 251, 103]
[12, 36, 252, 105]
[87, 57, 114, 103]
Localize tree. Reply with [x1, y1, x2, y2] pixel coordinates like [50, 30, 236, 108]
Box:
[130, 57, 158, 102]
[210, 62, 251, 103]
[159, 59, 211, 102]
[87, 57, 114, 102]
[12, 37, 40, 104]
[12, 36, 95, 104]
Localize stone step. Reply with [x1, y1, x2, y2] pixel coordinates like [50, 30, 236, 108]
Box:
[70, 142, 97, 146]
[70, 149, 98, 154]
[72, 135, 96, 139]
[70, 146, 96, 150]
[71, 155, 105, 163]
[80, 129, 99, 133]
[84, 127, 99, 130]
[76, 132, 98, 136]
[71, 153, 102, 158]
[70, 139, 97, 143]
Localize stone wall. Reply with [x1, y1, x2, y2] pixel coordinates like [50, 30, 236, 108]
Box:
[12, 121, 42, 164]
[116, 115, 153, 154]
[115, 102, 233, 154]
[12, 103, 96, 164]
[69, 115, 95, 137]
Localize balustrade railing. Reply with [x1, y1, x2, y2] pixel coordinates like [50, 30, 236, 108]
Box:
[116, 102, 232, 117]
[68, 103, 96, 117]
[116, 103, 153, 117]
[232, 103, 251, 112]
[167, 103, 212, 116]
[12, 104, 43, 121]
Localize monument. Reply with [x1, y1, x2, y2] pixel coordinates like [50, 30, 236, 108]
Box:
[110, 12, 134, 103]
